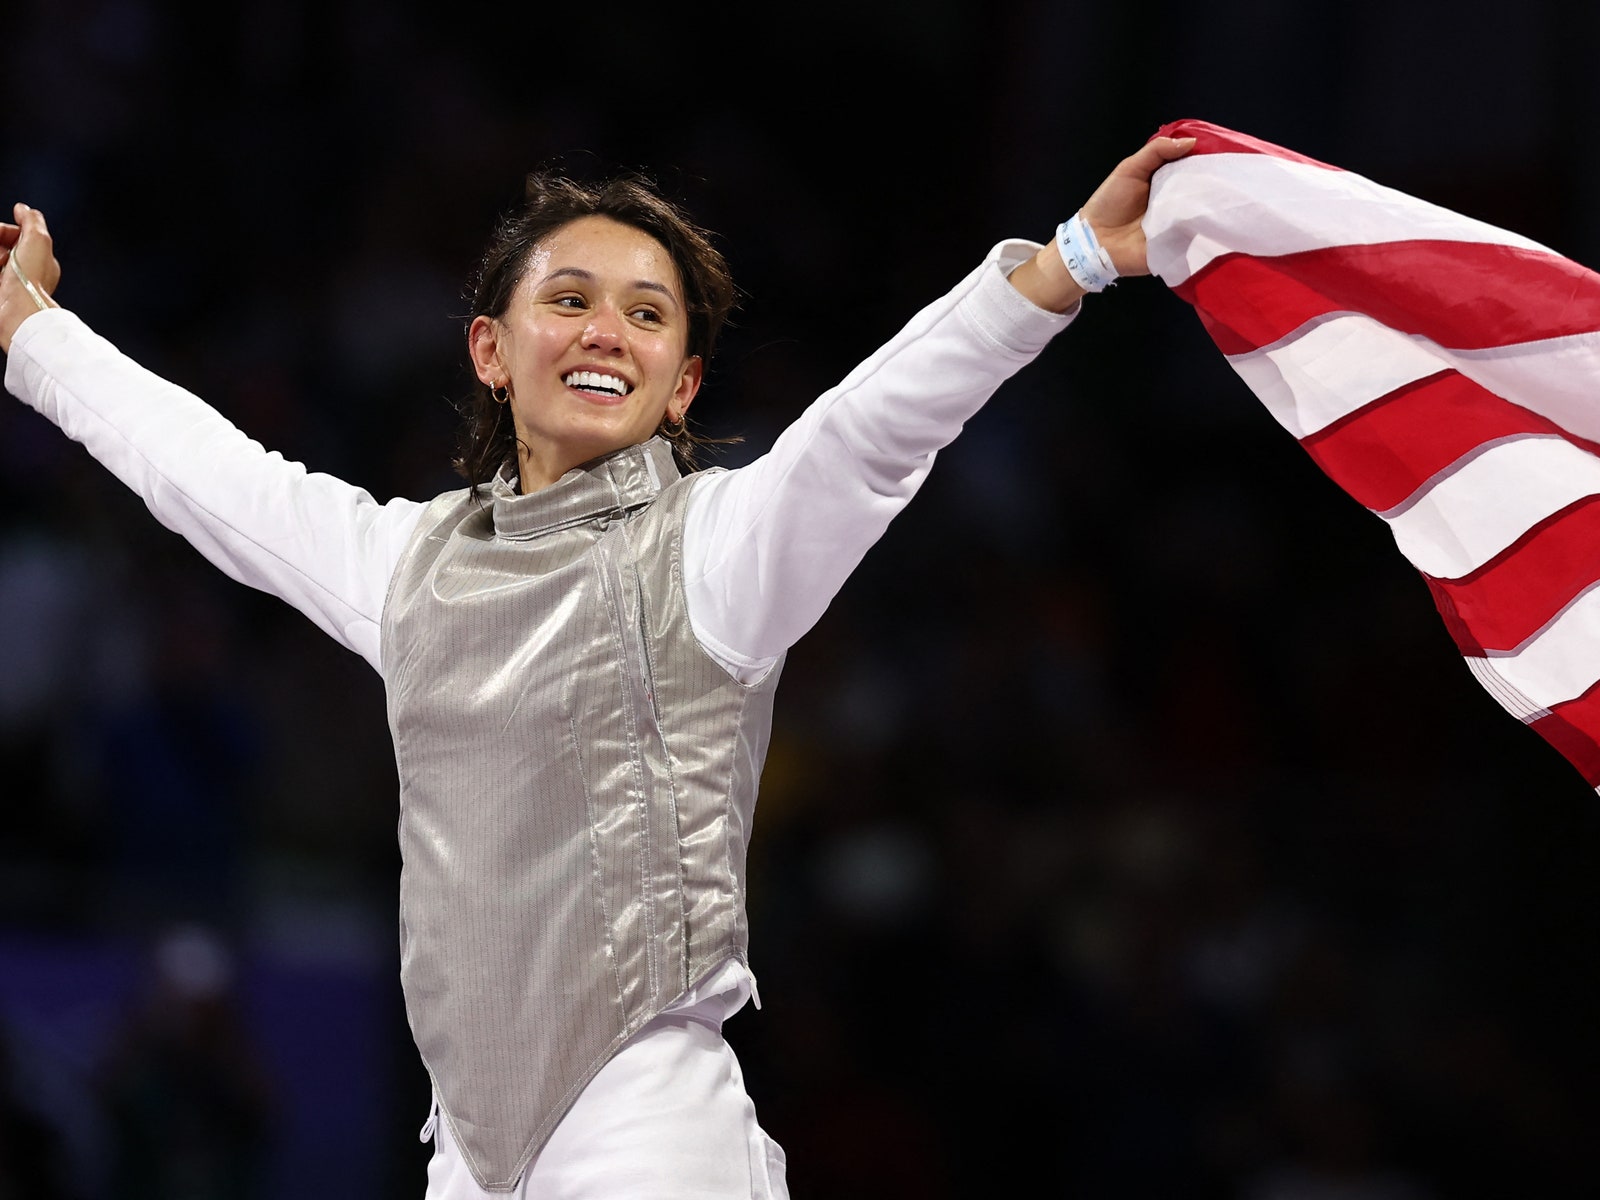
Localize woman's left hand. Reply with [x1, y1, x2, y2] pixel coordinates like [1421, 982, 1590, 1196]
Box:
[1, 202, 61, 354]
[1080, 135, 1197, 277]
[1007, 134, 1196, 313]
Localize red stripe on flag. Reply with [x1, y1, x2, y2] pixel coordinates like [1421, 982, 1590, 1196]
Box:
[1423, 496, 1600, 654]
[1302, 372, 1575, 512]
[1176, 255, 1331, 355]
[1531, 681, 1600, 787]
[1175, 242, 1600, 356]
[1151, 120, 1342, 171]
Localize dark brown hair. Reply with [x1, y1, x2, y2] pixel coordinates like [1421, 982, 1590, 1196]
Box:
[455, 171, 737, 487]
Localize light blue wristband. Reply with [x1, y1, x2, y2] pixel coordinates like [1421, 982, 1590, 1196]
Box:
[1055, 212, 1118, 293]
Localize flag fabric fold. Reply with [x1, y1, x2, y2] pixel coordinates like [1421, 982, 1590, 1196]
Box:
[1144, 119, 1600, 788]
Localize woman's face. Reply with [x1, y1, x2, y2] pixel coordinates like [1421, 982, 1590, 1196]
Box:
[469, 215, 701, 491]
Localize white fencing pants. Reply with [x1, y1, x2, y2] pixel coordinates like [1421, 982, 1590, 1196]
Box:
[423, 966, 788, 1199]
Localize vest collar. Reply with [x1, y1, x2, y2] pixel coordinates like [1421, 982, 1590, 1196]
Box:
[489, 437, 682, 539]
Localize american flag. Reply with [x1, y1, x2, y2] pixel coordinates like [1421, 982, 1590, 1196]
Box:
[1143, 119, 1600, 788]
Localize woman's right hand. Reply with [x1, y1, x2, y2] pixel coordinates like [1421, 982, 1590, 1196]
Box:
[1, 202, 61, 354]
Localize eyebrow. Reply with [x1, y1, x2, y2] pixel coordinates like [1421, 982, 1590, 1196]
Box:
[540, 267, 680, 307]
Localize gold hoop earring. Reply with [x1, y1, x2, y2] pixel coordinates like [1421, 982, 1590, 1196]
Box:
[490, 382, 510, 405]
[663, 412, 686, 434]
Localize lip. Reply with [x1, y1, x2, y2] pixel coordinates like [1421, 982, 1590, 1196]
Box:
[572, 394, 629, 410]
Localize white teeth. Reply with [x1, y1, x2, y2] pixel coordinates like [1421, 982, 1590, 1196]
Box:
[563, 370, 631, 396]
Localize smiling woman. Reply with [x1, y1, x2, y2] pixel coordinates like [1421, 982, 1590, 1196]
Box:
[469, 216, 702, 490]
[0, 135, 1193, 1200]
[453, 173, 735, 491]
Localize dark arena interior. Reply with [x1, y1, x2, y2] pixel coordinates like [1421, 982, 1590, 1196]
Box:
[3, 2, 1599, 1196]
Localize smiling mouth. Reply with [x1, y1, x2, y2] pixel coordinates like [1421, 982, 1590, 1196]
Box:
[563, 370, 632, 398]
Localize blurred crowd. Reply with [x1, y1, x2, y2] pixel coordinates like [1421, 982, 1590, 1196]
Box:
[5, 0, 1600, 1196]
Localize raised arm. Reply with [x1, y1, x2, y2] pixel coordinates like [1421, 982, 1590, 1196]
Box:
[1, 204, 426, 672]
[682, 136, 1195, 682]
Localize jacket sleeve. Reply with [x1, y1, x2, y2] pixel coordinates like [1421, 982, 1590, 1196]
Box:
[4, 310, 427, 673]
[682, 240, 1075, 683]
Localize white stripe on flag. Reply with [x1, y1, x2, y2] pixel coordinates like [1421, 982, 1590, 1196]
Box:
[1229, 319, 1600, 447]
[1478, 583, 1600, 709]
[1465, 657, 1548, 722]
[1146, 153, 1554, 286]
[1229, 315, 1445, 439]
[1384, 435, 1600, 578]
[1452, 336, 1600, 444]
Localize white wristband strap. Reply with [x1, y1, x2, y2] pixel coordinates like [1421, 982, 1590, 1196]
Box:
[1055, 212, 1118, 293]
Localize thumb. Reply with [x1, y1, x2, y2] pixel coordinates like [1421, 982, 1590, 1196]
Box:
[1133, 135, 1198, 176]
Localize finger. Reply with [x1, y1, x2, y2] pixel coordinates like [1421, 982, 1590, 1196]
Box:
[0, 222, 18, 248]
[1151, 134, 1197, 161]
[16, 203, 49, 239]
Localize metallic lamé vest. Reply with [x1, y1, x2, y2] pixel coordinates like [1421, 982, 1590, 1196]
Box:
[380, 438, 782, 1190]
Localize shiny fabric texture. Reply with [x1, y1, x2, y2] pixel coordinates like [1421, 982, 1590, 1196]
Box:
[381, 438, 783, 1190]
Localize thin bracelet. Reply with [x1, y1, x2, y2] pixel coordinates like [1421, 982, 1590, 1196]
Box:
[6, 251, 49, 312]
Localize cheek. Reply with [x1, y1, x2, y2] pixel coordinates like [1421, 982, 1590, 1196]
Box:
[531, 321, 574, 360]
[640, 339, 691, 388]
[505, 323, 570, 381]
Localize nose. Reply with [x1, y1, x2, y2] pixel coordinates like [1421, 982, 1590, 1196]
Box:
[582, 308, 625, 354]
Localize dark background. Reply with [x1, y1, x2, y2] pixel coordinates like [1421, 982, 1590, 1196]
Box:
[4, 2, 1600, 1196]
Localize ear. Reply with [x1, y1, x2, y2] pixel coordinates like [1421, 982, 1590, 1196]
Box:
[467, 315, 504, 386]
[668, 355, 704, 423]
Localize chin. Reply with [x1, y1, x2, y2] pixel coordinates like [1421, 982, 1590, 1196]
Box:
[564, 425, 652, 464]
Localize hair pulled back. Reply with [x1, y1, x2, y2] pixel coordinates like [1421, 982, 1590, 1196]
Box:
[455, 171, 737, 486]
